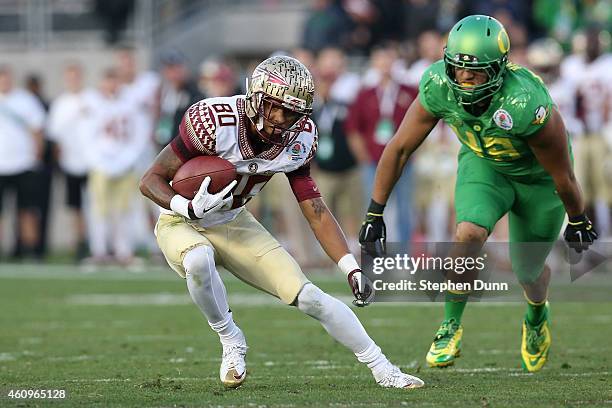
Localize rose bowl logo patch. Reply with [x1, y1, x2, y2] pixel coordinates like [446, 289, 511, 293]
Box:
[493, 109, 513, 130]
[287, 141, 307, 161]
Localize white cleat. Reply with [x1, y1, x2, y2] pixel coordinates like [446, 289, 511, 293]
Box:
[220, 342, 248, 388]
[376, 363, 425, 389]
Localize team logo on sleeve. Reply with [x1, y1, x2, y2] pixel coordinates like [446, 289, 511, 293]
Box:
[532, 105, 549, 125]
[248, 162, 258, 173]
[493, 109, 513, 130]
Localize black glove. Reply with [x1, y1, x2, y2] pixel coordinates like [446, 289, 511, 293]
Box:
[347, 269, 375, 307]
[359, 200, 387, 257]
[564, 213, 598, 253]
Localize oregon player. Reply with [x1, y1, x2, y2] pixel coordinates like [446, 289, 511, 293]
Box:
[359, 15, 598, 372]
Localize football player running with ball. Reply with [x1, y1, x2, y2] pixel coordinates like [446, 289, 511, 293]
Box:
[140, 56, 423, 389]
[359, 15, 598, 372]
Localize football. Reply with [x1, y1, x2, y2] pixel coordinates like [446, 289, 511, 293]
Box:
[172, 156, 237, 199]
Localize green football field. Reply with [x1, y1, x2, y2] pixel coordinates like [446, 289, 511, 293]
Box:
[0, 264, 610, 408]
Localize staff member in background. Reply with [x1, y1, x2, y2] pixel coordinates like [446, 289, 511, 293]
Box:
[155, 51, 202, 150]
[346, 44, 417, 246]
[48, 63, 96, 261]
[312, 47, 362, 249]
[0, 66, 46, 260]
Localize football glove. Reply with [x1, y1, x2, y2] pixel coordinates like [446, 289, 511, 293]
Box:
[564, 213, 598, 253]
[359, 200, 387, 257]
[189, 176, 237, 219]
[347, 269, 375, 307]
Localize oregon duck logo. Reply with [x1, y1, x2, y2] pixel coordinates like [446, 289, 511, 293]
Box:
[497, 29, 510, 53]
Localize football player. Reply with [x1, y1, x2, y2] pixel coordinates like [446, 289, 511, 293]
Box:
[359, 15, 598, 372]
[140, 56, 424, 389]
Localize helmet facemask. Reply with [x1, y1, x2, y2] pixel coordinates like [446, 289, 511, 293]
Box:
[247, 91, 310, 147]
[444, 48, 507, 106]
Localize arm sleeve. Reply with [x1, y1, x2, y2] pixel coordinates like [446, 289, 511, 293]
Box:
[286, 163, 321, 202]
[170, 100, 217, 162]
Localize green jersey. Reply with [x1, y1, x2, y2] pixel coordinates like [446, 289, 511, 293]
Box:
[419, 60, 556, 177]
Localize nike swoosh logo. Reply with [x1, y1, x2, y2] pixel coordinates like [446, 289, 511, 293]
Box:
[233, 371, 245, 380]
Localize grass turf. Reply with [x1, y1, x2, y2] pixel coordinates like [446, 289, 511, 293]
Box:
[0, 264, 610, 407]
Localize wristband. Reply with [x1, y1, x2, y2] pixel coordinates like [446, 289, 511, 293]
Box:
[170, 195, 192, 219]
[338, 253, 360, 276]
[568, 213, 588, 225]
[367, 199, 386, 216]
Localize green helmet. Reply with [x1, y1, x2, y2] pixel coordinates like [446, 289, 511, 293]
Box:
[443, 15, 510, 105]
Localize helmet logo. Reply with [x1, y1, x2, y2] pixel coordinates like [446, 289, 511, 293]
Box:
[493, 109, 513, 130]
[284, 94, 307, 111]
[497, 29, 510, 54]
[255, 67, 290, 87]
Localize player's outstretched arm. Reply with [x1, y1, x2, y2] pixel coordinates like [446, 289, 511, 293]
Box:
[527, 108, 584, 216]
[139, 144, 183, 209]
[527, 108, 598, 251]
[300, 197, 349, 263]
[359, 98, 438, 256]
[299, 197, 374, 306]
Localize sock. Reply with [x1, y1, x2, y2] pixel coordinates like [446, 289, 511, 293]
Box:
[209, 312, 245, 346]
[296, 283, 387, 372]
[525, 295, 547, 325]
[444, 291, 468, 324]
[355, 342, 389, 381]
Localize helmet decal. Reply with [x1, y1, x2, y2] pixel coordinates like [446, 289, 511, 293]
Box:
[497, 29, 510, 54]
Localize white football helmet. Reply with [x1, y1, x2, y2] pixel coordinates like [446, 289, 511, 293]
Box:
[245, 55, 314, 146]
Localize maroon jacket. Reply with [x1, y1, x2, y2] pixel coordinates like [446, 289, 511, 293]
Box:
[345, 82, 417, 163]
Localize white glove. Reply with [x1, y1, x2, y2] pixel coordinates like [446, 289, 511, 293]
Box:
[170, 176, 237, 220]
[191, 176, 237, 218]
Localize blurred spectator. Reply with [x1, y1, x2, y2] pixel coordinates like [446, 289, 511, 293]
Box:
[115, 46, 161, 254]
[199, 57, 238, 98]
[301, 0, 353, 52]
[24, 74, 53, 259]
[401, 30, 458, 242]
[468, 0, 531, 27]
[345, 44, 417, 245]
[291, 48, 316, 70]
[404, 30, 444, 86]
[47, 63, 95, 261]
[0, 66, 46, 260]
[527, 38, 584, 137]
[565, 26, 612, 237]
[94, 0, 135, 45]
[312, 47, 362, 248]
[533, 0, 612, 45]
[155, 51, 202, 149]
[402, 0, 442, 39]
[115, 46, 160, 170]
[86, 69, 148, 266]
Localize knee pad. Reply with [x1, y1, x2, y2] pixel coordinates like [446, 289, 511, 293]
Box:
[183, 245, 216, 281]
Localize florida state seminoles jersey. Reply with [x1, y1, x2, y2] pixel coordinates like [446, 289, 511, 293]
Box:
[168, 95, 320, 227]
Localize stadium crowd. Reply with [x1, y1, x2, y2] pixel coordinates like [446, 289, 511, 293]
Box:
[0, 1, 611, 267]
